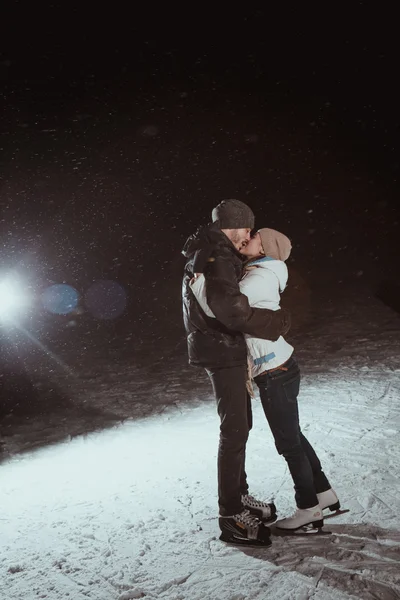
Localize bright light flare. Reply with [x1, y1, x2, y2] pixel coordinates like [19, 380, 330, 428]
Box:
[0, 279, 31, 322]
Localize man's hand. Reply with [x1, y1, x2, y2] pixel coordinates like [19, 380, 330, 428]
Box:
[279, 308, 291, 336]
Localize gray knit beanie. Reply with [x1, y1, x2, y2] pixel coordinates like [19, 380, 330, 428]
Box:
[211, 199, 255, 229]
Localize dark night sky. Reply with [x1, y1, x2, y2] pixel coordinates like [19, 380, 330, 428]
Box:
[1, 5, 399, 333]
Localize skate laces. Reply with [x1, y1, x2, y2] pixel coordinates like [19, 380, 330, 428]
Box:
[242, 494, 270, 508]
[235, 509, 261, 529]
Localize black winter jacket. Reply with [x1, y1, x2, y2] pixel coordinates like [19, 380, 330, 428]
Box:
[182, 223, 291, 369]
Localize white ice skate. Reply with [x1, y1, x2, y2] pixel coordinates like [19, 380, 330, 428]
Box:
[317, 488, 340, 511]
[275, 505, 324, 533]
[318, 488, 349, 519]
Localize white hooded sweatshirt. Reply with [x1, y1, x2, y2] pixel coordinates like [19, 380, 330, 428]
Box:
[190, 256, 293, 377]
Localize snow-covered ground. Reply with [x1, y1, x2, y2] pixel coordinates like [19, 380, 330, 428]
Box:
[1, 285, 400, 599]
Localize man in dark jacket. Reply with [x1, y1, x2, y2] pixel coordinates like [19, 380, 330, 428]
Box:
[182, 199, 291, 545]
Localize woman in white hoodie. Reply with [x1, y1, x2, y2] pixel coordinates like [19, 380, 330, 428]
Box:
[191, 228, 340, 531]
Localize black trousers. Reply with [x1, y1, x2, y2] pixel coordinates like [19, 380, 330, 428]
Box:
[206, 364, 251, 516]
[254, 356, 331, 509]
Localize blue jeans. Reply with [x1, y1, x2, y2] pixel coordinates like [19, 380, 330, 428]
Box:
[254, 357, 331, 509]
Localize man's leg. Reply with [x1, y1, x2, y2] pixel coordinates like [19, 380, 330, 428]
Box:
[238, 393, 253, 496]
[207, 365, 251, 516]
[255, 359, 318, 509]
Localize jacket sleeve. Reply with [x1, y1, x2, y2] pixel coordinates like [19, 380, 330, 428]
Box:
[204, 255, 290, 341]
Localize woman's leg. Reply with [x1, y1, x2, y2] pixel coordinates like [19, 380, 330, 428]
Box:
[299, 432, 331, 494]
[255, 358, 318, 509]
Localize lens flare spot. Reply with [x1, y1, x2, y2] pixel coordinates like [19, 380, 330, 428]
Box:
[42, 284, 79, 315]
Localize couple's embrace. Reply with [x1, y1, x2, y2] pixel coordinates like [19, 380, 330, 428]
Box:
[182, 199, 340, 546]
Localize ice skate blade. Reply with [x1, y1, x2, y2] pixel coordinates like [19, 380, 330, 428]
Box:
[219, 532, 272, 547]
[273, 525, 331, 536]
[323, 508, 350, 520]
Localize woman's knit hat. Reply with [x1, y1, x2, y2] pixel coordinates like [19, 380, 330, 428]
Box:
[258, 228, 292, 261]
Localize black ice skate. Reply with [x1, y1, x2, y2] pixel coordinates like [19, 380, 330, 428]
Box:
[241, 494, 277, 523]
[219, 509, 272, 546]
